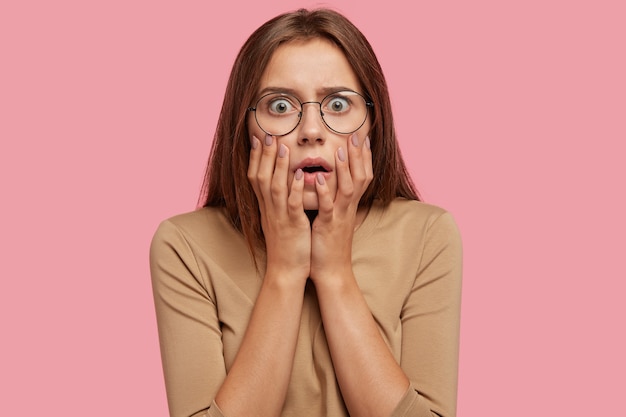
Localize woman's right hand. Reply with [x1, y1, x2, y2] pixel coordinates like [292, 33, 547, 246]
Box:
[248, 134, 311, 284]
[214, 136, 311, 416]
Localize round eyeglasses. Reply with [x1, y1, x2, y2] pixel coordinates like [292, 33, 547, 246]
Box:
[248, 90, 374, 136]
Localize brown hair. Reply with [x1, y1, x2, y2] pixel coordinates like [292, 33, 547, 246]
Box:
[200, 8, 419, 254]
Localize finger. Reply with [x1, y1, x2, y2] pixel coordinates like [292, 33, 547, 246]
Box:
[363, 136, 374, 187]
[315, 172, 334, 222]
[347, 132, 367, 196]
[270, 143, 290, 210]
[287, 168, 305, 219]
[247, 135, 263, 201]
[256, 134, 278, 200]
[334, 145, 354, 211]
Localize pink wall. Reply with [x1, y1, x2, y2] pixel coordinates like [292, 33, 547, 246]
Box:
[2, 1, 624, 415]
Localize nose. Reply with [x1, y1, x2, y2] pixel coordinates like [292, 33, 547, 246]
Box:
[297, 102, 325, 145]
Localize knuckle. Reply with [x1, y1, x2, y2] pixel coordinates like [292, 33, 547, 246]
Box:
[355, 172, 369, 186]
[270, 181, 283, 195]
[319, 204, 333, 216]
[343, 186, 355, 199]
[256, 172, 271, 186]
[287, 198, 299, 211]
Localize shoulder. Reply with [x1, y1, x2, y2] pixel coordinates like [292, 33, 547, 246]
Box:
[362, 199, 462, 258]
[381, 198, 447, 218]
[151, 207, 243, 253]
[372, 198, 459, 235]
[158, 206, 228, 230]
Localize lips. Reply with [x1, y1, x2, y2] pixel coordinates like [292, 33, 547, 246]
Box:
[294, 157, 332, 185]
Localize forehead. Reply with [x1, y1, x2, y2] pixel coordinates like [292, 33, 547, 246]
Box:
[258, 38, 361, 96]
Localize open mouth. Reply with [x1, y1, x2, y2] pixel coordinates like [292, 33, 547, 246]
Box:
[302, 165, 329, 173]
[296, 159, 332, 185]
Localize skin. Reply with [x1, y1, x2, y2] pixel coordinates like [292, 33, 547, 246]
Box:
[215, 38, 410, 417]
[251, 37, 373, 211]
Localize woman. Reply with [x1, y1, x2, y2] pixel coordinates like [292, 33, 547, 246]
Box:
[150, 8, 462, 417]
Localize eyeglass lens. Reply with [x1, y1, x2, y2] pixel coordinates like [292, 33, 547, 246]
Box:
[254, 91, 369, 136]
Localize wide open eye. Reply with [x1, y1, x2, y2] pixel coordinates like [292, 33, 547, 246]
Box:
[267, 98, 297, 115]
[325, 96, 351, 113]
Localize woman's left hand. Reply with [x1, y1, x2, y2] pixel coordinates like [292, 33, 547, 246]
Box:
[309, 133, 373, 283]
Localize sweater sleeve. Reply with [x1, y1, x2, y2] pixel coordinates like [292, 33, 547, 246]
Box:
[150, 219, 227, 417]
[392, 211, 463, 417]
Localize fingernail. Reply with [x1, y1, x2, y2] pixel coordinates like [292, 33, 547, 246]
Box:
[265, 134, 273, 146]
[316, 173, 325, 185]
[295, 168, 303, 180]
[365, 136, 371, 150]
[337, 147, 346, 162]
[278, 144, 287, 158]
[251, 136, 259, 149]
[351, 133, 359, 147]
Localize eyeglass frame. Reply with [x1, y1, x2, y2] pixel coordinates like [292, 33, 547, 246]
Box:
[247, 89, 374, 137]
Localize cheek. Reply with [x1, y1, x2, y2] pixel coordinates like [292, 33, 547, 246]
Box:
[247, 115, 265, 140]
[356, 121, 372, 141]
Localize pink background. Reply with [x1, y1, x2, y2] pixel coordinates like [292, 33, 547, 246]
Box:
[2, 0, 624, 415]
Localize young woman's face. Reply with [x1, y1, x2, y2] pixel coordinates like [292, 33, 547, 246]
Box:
[248, 38, 371, 210]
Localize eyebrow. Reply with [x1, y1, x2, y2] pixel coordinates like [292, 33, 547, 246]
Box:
[257, 86, 359, 97]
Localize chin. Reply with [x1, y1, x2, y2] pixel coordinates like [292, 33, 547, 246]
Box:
[301, 190, 320, 210]
[302, 199, 319, 211]
[301, 187, 338, 211]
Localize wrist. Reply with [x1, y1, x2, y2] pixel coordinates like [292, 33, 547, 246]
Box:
[263, 266, 309, 291]
[309, 265, 355, 288]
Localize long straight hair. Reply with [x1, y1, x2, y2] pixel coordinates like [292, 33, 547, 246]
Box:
[200, 8, 419, 255]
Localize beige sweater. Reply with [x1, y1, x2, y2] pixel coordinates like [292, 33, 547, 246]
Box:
[150, 198, 462, 417]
